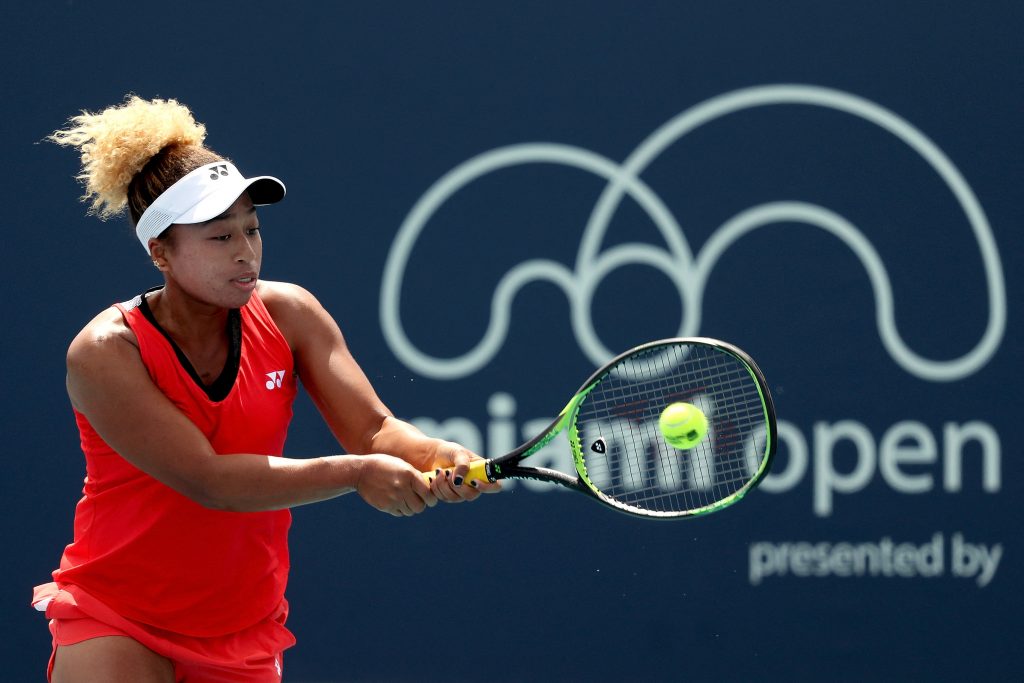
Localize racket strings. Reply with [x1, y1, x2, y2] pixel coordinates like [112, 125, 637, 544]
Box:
[575, 342, 769, 515]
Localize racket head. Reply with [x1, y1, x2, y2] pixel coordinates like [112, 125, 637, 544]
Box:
[565, 337, 776, 519]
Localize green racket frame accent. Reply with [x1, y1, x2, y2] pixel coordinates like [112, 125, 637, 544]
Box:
[489, 393, 581, 479]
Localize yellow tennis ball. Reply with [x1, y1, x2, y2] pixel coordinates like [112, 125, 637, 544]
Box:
[659, 402, 708, 450]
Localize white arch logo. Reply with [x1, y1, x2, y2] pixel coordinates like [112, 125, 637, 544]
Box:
[380, 84, 1006, 382]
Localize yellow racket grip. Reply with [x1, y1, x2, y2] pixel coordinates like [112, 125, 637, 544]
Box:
[421, 459, 489, 486]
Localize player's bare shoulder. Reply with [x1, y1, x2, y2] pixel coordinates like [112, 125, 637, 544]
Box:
[257, 280, 336, 348]
[68, 307, 138, 357]
[67, 307, 140, 375]
[65, 306, 145, 409]
[256, 280, 317, 311]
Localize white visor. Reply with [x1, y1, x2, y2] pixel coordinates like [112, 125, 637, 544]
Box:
[135, 161, 285, 250]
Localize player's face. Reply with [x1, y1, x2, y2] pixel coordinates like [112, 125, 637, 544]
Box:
[156, 193, 263, 309]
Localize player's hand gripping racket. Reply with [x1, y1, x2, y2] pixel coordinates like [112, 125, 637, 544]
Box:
[426, 337, 776, 519]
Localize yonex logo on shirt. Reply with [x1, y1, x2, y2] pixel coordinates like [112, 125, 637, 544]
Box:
[265, 370, 285, 390]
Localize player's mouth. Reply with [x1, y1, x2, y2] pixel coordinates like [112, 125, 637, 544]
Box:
[232, 274, 258, 290]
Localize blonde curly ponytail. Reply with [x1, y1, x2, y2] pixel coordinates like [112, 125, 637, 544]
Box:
[50, 96, 223, 223]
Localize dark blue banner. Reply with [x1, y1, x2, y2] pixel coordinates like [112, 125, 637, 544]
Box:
[4, 2, 1020, 681]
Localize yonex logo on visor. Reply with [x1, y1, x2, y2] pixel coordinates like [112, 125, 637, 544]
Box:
[134, 161, 286, 251]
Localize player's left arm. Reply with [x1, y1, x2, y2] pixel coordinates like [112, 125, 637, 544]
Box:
[258, 281, 496, 500]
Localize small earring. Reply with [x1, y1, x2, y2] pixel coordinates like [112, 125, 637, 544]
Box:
[152, 260, 160, 267]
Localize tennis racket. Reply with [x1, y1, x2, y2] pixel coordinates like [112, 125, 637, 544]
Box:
[426, 337, 776, 519]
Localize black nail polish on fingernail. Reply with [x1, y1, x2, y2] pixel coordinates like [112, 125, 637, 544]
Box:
[444, 470, 450, 479]
[454, 476, 464, 486]
[470, 480, 478, 488]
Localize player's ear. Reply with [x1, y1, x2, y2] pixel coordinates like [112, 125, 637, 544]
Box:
[149, 240, 169, 271]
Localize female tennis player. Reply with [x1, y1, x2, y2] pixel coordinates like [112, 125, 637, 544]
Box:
[33, 95, 498, 682]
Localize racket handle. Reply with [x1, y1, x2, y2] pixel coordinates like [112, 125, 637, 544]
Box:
[421, 459, 489, 486]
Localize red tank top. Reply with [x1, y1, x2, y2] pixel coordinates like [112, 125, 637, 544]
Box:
[53, 289, 297, 637]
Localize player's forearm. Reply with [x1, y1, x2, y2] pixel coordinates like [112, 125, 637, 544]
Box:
[191, 453, 365, 512]
[368, 415, 437, 469]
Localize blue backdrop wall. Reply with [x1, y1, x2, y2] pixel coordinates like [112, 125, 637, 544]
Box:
[2, 2, 1021, 681]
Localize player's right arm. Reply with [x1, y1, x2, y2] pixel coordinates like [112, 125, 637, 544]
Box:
[65, 308, 436, 516]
